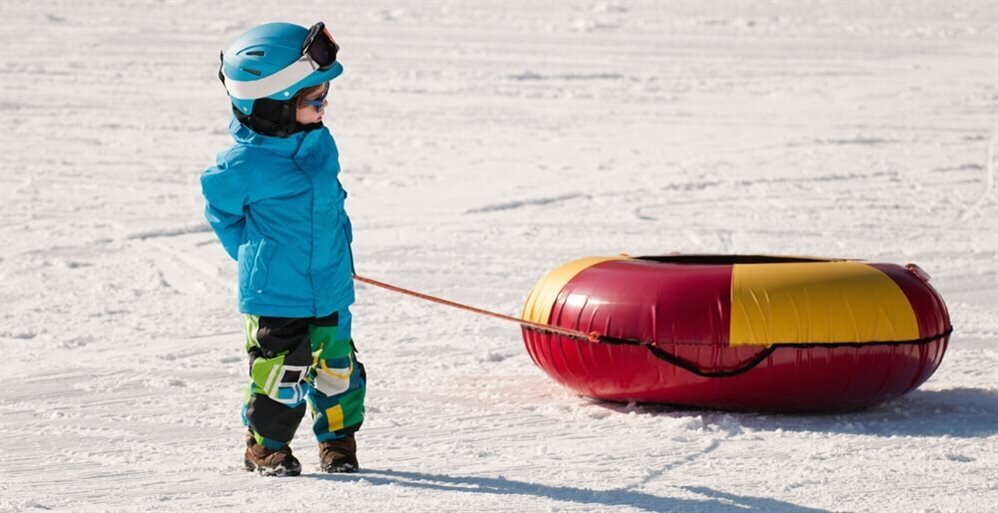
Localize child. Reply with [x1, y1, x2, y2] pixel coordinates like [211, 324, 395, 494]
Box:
[201, 21, 365, 476]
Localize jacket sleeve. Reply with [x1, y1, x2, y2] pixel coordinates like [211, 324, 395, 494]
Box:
[200, 159, 247, 261]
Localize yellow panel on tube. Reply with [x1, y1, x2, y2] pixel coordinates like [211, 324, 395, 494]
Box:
[730, 261, 919, 346]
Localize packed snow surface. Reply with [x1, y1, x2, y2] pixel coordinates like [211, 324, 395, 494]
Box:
[2, 1, 996, 512]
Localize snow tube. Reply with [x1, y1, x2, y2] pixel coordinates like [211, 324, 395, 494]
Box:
[521, 255, 951, 412]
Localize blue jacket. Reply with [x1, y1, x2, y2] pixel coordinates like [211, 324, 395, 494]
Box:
[201, 118, 355, 318]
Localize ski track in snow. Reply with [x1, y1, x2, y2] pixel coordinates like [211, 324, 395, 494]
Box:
[1, 1, 997, 512]
[465, 193, 590, 214]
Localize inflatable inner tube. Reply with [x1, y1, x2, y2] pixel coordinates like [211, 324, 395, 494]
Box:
[521, 254, 951, 412]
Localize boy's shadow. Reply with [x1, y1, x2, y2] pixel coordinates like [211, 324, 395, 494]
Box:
[309, 469, 833, 513]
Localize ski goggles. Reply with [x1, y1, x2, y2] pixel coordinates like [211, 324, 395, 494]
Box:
[302, 22, 339, 71]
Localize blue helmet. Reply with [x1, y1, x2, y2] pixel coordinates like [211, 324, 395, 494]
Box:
[219, 22, 343, 115]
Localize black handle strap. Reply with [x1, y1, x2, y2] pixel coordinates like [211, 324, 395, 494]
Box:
[588, 327, 953, 379]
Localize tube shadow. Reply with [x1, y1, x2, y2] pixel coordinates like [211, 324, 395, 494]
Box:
[592, 387, 998, 438]
[309, 468, 834, 513]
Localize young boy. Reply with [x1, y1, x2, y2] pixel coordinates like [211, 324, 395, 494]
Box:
[201, 22, 365, 477]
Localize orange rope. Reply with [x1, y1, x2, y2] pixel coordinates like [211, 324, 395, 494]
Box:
[352, 274, 601, 343]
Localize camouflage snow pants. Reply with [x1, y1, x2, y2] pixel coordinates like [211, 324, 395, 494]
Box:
[241, 309, 366, 449]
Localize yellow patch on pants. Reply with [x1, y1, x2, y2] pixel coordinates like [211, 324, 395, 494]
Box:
[325, 404, 345, 432]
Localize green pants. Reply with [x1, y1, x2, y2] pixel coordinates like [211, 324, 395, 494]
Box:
[241, 309, 365, 449]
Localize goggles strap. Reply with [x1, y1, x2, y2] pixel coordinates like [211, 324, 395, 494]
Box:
[218, 51, 226, 85]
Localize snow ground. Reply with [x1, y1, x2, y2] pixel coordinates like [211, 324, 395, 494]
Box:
[1, 1, 996, 512]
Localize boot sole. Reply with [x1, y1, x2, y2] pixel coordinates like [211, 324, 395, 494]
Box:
[245, 459, 302, 477]
[321, 463, 359, 473]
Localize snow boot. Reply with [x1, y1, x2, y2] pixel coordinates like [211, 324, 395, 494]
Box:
[319, 434, 358, 473]
[244, 432, 301, 477]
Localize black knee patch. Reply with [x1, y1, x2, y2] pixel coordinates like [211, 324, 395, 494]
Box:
[246, 393, 306, 444]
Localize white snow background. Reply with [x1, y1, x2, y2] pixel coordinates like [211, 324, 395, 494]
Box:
[1, 1, 996, 512]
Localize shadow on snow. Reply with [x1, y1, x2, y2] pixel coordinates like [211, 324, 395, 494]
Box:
[591, 387, 998, 438]
[309, 469, 834, 513]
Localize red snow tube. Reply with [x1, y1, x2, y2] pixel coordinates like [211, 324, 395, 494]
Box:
[521, 255, 951, 412]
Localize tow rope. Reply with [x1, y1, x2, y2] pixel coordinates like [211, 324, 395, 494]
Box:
[353, 274, 602, 343]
